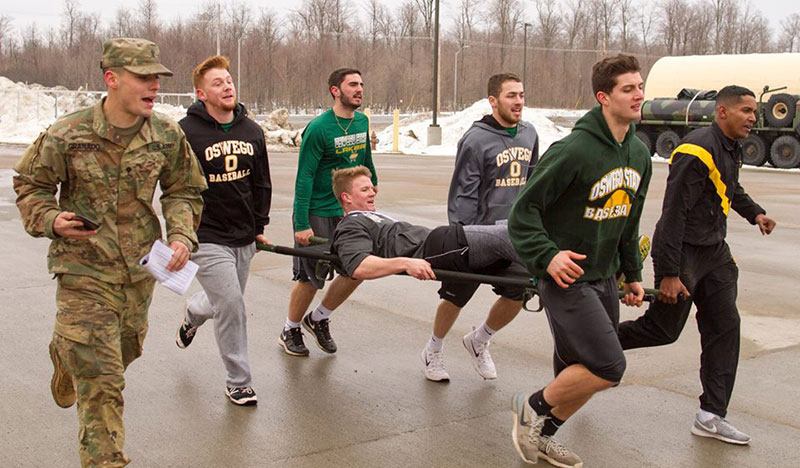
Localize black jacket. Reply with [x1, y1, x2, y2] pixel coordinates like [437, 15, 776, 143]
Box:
[179, 102, 271, 246]
[652, 122, 765, 276]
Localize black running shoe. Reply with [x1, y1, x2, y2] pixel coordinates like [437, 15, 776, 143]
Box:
[176, 318, 198, 349]
[278, 327, 309, 356]
[302, 313, 337, 354]
[226, 386, 257, 406]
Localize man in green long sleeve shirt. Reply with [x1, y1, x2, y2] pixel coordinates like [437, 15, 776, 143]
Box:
[507, 55, 651, 467]
[279, 68, 378, 357]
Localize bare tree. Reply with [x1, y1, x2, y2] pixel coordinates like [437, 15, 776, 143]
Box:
[779, 12, 800, 52]
[254, 7, 281, 101]
[0, 14, 13, 58]
[137, 0, 159, 40]
[415, 0, 434, 37]
[744, 11, 772, 54]
[618, 0, 635, 51]
[659, 0, 688, 54]
[399, 1, 421, 65]
[594, 0, 619, 51]
[491, 0, 523, 68]
[61, 0, 81, 50]
[562, 0, 587, 49]
[110, 7, 136, 38]
[709, 0, 732, 53]
[0, 0, 786, 114]
[364, 0, 389, 49]
[294, 0, 330, 40]
[455, 0, 476, 44]
[534, 0, 561, 49]
[718, 0, 739, 54]
[225, 1, 251, 45]
[636, 2, 657, 54]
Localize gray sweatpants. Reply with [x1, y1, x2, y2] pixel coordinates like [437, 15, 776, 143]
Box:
[187, 242, 257, 388]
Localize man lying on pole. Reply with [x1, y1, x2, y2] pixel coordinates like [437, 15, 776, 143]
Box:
[329, 166, 529, 352]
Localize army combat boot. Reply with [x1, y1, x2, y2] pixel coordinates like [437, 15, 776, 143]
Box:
[49, 341, 76, 408]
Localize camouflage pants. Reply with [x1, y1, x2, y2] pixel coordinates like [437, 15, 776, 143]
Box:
[52, 274, 155, 468]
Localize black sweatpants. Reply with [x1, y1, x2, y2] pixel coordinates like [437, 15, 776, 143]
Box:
[618, 241, 740, 417]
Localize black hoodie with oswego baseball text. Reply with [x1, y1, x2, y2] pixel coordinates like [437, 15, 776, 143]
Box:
[508, 106, 652, 283]
[179, 101, 272, 247]
[447, 115, 539, 226]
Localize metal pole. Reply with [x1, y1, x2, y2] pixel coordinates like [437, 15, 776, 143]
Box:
[426, 0, 442, 146]
[453, 48, 458, 110]
[432, 0, 440, 126]
[453, 45, 468, 110]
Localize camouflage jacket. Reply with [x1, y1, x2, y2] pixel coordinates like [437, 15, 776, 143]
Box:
[13, 100, 207, 283]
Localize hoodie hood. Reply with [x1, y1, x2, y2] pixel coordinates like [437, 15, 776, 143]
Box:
[471, 115, 534, 138]
[573, 106, 637, 149]
[186, 100, 247, 128]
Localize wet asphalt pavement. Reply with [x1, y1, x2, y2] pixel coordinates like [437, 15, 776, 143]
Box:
[1, 148, 798, 467]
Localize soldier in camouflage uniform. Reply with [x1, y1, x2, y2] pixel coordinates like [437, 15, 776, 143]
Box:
[13, 38, 207, 467]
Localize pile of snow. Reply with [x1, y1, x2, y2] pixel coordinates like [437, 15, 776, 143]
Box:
[0, 76, 83, 144]
[0, 76, 300, 148]
[375, 99, 582, 156]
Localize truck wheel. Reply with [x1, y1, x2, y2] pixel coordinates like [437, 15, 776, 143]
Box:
[655, 130, 680, 159]
[768, 135, 800, 168]
[765, 94, 797, 128]
[741, 134, 768, 166]
[635, 130, 654, 155]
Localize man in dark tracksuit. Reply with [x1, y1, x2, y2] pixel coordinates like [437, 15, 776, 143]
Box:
[422, 72, 539, 383]
[618, 85, 776, 445]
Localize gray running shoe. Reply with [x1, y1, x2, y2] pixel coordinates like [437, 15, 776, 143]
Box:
[538, 435, 583, 468]
[511, 392, 547, 464]
[691, 414, 751, 445]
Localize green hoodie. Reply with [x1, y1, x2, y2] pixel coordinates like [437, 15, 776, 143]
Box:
[508, 106, 652, 283]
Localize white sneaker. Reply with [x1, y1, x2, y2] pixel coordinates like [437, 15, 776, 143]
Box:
[462, 329, 497, 380]
[421, 347, 450, 382]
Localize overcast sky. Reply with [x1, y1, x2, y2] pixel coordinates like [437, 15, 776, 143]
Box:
[6, 0, 800, 39]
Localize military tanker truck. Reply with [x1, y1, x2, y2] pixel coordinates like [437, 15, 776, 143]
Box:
[636, 86, 800, 168]
[635, 53, 800, 168]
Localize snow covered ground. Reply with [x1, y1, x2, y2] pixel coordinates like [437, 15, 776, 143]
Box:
[375, 99, 583, 156]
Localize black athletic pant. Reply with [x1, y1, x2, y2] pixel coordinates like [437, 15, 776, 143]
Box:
[618, 241, 740, 417]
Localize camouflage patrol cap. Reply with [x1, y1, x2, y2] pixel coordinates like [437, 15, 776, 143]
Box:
[100, 38, 173, 76]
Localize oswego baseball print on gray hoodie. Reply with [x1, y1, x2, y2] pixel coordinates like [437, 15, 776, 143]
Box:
[447, 115, 539, 226]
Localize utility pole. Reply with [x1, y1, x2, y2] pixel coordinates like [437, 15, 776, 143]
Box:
[453, 45, 468, 110]
[427, 0, 442, 146]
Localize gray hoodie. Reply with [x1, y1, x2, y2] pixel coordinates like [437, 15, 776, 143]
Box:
[447, 115, 539, 226]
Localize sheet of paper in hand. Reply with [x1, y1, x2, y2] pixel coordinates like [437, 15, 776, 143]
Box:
[139, 240, 198, 295]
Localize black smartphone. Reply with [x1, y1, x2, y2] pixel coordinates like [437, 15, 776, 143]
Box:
[73, 214, 100, 231]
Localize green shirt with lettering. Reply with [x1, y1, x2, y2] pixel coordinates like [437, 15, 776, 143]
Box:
[293, 109, 378, 231]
